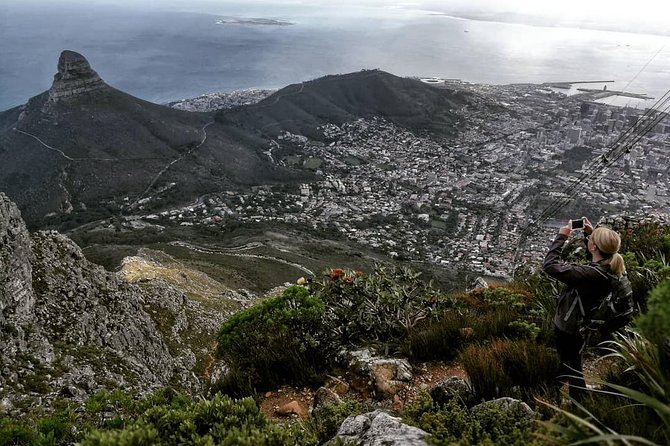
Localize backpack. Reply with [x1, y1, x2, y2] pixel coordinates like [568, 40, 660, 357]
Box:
[555, 265, 635, 338]
[582, 265, 636, 335]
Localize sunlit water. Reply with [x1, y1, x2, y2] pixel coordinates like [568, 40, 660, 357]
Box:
[1, 1, 668, 111]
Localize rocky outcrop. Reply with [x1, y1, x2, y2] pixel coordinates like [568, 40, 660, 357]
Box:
[0, 193, 205, 412]
[48, 50, 105, 102]
[347, 348, 413, 399]
[329, 410, 430, 446]
[0, 194, 35, 324]
[0, 195, 54, 382]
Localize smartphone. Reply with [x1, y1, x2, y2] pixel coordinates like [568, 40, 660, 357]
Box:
[571, 219, 584, 229]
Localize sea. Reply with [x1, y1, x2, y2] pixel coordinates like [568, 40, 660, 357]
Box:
[1, 0, 669, 111]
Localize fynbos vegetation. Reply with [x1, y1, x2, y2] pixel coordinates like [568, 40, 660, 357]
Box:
[2, 220, 670, 445]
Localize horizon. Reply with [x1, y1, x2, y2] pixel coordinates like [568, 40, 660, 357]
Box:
[5, 0, 669, 35]
[1, 0, 668, 110]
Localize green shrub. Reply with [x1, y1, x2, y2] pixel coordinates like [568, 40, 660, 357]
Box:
[461, 339, 559, 400]
[463, 286, 551, 344]
[480, 287, 530, 310]
[79, 424, 161, 446]
[403, 392, 538, 445]
[0, 408, 80, 446]
[637, 280, 670, 349]
[507, 320, 541, 341]
[81, 389, 140, 430]
[620, 222, 670, 261]
[308, 399, 364, 443]
[216, 285, 332, 392]
[81, 394, 315, 446]
[510, 269, 561, 345]
[35, 409, 77, 445]
[0, 418, 36, 446]
[311, 265, 455, 350]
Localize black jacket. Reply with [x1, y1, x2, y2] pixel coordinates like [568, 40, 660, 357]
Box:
[543, 234, 611, 334]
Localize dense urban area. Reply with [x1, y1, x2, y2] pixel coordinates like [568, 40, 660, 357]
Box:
[154, 82, 670, 278]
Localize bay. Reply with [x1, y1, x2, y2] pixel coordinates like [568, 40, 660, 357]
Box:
[1, 0, 668, 111]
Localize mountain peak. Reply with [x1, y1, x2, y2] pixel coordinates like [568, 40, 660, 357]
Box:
[48, 50, 105, 101]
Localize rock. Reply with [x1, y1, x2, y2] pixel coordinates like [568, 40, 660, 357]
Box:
[329, 409, 430, 446]
[325, 375, 350, 395]
[48, 51, 105, 102]
[0, 398, 12, 414]
[369, 359, 412, 399]
[205, 362, 230, 384]
[276, 400, 308, 418]
[472, 397, 535, 420]
[347, 348, 376, 374]
[467, 276, 489, 292]
[0, 193, 36, 324]
[313, 386, 342, 409]
[430, 376, 475, 407]
[347, 349, 412, 399]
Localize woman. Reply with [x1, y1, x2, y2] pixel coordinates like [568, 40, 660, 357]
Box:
[542, 218, 626, 398]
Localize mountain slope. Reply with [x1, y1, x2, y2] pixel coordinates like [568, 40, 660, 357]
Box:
[0, 193, 212, 405]
[0, 51, 301, 224]
[219, 69, 470, 138]
[0, 53, 471, 225]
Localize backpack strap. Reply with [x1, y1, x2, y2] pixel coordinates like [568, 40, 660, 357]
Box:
[563, 291, 585, 322]
[585, 264, 611, 280]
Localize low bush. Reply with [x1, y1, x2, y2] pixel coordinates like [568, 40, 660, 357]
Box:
[403, 392, 539, 445]
[0, 418, 37, 446]
[80, 394, 314, 446]
[619, 222, 670, 261]
[402, 311, 468, 361]
[471, 307, 520, 341]
[307, 399, 364, 443]
[637, 280, 670, 349]
[311, 265, 456, 350]
[461, 339, 559, 400]
[216, 285, 332, 392]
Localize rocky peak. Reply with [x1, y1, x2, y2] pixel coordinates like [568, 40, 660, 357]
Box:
[48, 50, 105, 101]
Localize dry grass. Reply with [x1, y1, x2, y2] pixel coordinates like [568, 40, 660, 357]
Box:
[119, 249, 230, 301]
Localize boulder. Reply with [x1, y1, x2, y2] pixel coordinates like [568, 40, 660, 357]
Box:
[347, 349, 413, 399]
[329, 409, 430, 446]
[324, 375, 350, 395]
[313, 386, 342, 409]
[430, 376, 475, 406]
[0, 193, 36, 325]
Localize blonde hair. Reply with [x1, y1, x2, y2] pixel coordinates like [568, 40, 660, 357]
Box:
[591, 227, 626, 275]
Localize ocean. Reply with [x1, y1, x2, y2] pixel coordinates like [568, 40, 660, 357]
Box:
[1, 0, 669, 111]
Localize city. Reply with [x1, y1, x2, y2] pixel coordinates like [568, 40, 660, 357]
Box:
[140, 81, 670, 278]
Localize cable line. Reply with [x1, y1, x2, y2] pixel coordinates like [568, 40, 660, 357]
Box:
[514, 88, 670, 265]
